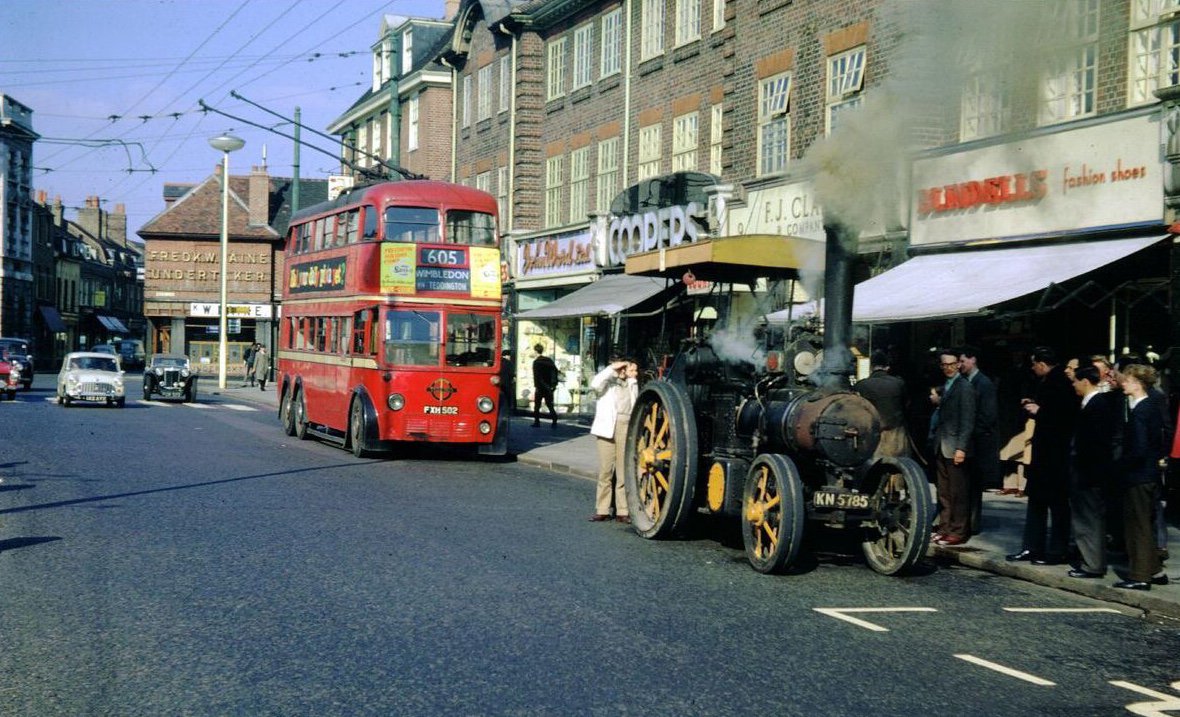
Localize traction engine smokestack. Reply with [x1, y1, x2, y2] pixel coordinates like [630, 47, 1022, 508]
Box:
[819, 223, 855, 388]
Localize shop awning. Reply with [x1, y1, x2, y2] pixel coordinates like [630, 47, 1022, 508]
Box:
[97, 315, 130, 333]
[38, 305, 66, 333]
[516, 274, 672, 319]
[847, 234, 1168, 323]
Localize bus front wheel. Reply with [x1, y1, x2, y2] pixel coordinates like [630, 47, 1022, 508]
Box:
[348, 399, 370, 458]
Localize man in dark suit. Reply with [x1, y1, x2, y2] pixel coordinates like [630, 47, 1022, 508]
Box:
[1066, 365, 1123, 579]
[1007, 347, 1078, 565]
[1113, 364, 1169, 590]
[960, 346, 999, 535]
[852, 349, 910, 458]
[930, 349, 976, 546]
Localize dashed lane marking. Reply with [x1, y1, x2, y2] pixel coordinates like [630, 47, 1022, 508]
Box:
[812, 607, 938, 632]
[953, 654, 1056, 686]
[1109, 680, 1180, 716]
[222, 404, 258, 412]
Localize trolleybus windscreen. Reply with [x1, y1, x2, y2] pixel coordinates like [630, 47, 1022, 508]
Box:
[445, 313, 496, 367]
[445, 210, 497, 246]
[384, 207, 439, 244]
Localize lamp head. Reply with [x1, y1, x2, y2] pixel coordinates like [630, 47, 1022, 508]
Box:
[208, 134, 245, 153]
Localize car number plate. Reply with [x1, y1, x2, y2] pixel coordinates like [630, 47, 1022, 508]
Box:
[423, 405, 458, 415]
[813, 490, 870, 510]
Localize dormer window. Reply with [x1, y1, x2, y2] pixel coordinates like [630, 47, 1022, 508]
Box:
[372, 49, 383, 92]
[402, 30, 413, 74]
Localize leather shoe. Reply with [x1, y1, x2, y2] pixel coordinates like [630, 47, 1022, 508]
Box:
[1113, 580, 1151, 591]
[936, 535, 967, 546]
[1006, 550, 1035, 562]
[615, 515, 631, 524]
[1151, 573, 1170, 586]
[1067, 569, 1104, 579]
[588, 514, 611, 522]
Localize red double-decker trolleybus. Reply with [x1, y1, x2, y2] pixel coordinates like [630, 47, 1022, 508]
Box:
[277, 180, 507, 458]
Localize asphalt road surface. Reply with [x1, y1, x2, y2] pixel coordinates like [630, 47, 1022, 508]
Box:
[1, 376, 1177, 716]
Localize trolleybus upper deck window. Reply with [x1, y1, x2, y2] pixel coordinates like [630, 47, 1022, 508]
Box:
[384, 207, 439, 244]
[445, 210, 497, 246]
[385, 309, 441, 366]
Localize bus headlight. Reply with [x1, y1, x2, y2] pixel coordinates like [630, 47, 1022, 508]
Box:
[387, 393, 405, 411]
[478, 421, 492, 434]
[477, 396, 494, 413]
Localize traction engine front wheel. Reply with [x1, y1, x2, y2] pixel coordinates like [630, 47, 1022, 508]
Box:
[623, 381, 698, 539]
[741, 453, 805, 574]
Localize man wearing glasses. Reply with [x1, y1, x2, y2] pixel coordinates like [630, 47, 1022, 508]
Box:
[929, 350, 976, 546]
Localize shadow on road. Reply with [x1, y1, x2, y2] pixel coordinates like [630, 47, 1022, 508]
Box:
[0, 462, 368, 516]
[0, 536, 62, 552]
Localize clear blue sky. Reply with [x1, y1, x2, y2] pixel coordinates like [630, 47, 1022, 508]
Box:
[1, 0, 444, 242]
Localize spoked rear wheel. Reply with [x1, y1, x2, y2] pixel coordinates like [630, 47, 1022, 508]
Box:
[624, 381, 698, 539]
[861, 456, 932, 575]
[741, 453, 805, 574]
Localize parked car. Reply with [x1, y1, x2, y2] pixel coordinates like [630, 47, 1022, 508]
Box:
[142, 354, 197, 402]
[90, 344, 118, 356]
[117, 339, 145, 370]
[0, 352, 20, 400]
[0, 337, 34, 389]
[57, 351, 125, 407]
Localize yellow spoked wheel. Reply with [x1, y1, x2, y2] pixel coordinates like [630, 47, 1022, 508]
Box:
[741, 454, 805, 574]
[861, 456, 931, 575]
[624, 381, 698, 539]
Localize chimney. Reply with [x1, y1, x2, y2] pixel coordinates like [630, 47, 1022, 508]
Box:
[248, 165, 269, 227]
[444, 0, 460, 20]
[76, 195, 105, 240]
[52, 195, 63, 226]
[109, 203, 128, 246]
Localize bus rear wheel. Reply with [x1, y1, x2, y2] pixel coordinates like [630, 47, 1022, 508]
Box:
[293, 390, 310, 440]
[348, 399, 370, 458]
[280, 387, 296, 436]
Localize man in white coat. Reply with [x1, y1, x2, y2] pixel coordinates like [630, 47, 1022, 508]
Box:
[589, 359, 639, 524]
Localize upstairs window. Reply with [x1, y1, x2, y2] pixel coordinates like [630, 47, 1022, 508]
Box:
[641, 0, 666, 60]
[545, 155, 565, 228]
[573, 23, 594, 89]
[1040, 0, 1099, 124]
[477, 64, 492, 121]
[675, 0, 701, 46]
[596, 137, 620, 211]
[672, 112, 698, 172]
[407, 94, 419, 151]
[384, 206, 439, 244]
[402, 30, 413, 73]
[961, 74, 1011, 140]
[462, 74, 472, 127]
[826, 46, 865, 135]
[547, 37, 567, 100]
[499, 57, 511, 112]
[758, 72, 791, 176]
[570, 146, 590, 222]
[601, 8, 623, 77]
[638, 124, 662, 180]
[1129, 0, 1180, 105]
[709, 104, 723, 175]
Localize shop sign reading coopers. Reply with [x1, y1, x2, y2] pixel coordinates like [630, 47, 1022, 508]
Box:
[910, 112, 1162, 247]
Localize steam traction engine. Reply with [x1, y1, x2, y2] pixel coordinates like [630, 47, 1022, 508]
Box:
[622, 226, 931, 575]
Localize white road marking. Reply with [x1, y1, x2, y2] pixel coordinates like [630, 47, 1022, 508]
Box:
[953, 654, 1056, 686]
[182, 402, 214, 409]
[222, 404, 257, 412]
[812, 607, 937, 632]
[139, 400, 175, 407]
[1003, 607, 1125, 614]
[1110, 680, 1180, 716]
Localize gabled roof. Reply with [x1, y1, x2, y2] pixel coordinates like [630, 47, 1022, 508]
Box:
[137, 172, 328, 241]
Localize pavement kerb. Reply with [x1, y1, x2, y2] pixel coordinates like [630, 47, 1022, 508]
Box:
[931, 544, 1180, 622]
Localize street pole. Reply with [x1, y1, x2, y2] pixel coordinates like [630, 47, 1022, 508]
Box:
[208, 134, 245, 390]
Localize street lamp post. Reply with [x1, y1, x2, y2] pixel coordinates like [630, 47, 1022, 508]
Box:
[208, 133, 245, 390]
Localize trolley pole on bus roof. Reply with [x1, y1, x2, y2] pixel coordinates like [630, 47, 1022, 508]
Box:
[209, 133, 245, 390]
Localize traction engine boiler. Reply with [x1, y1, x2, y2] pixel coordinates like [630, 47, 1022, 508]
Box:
[622, 225, 931, 575]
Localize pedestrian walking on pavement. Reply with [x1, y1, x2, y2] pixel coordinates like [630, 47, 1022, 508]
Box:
[243, 343, 256, 387]
[253, 344, 269, 391]
[588, 359, 638, 524]
[929, 349, 976, 547]
[1008, 347, 1078, 566]
[531, 343, 559, 428]
[1066, 365, 1123, 579]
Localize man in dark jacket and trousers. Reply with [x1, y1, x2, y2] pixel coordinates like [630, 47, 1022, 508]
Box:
[531, 343, 559, 428]
[1007, 347, 1078, 565]
[929, 349, 976, 546]
[852, 349, 909, 458]
[1066, 364, 1123, 579]
[960, 346, 999, 535]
